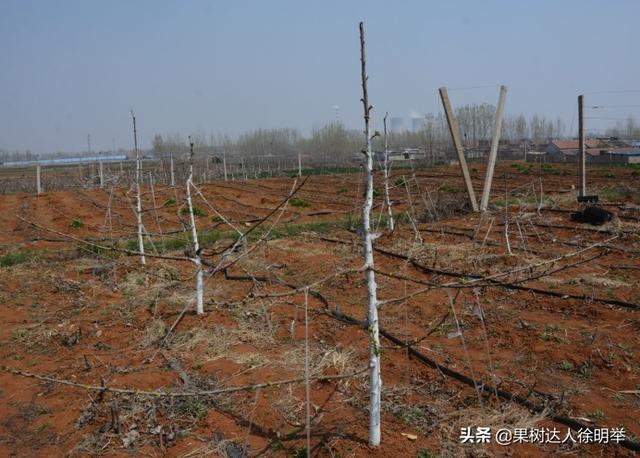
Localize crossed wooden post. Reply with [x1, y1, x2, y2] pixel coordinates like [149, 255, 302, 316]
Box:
[439, 85, 507, 212]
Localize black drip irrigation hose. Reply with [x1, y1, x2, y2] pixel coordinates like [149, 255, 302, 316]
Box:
[223, 268, 640, 452]
[329, 309, 640, 453]
[375, 245, 640, 311]
[318, 235, 640, 310]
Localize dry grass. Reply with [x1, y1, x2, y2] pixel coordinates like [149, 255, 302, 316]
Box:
[140, 318, 167, 348]
[281, 346, 358, 378]
[171, 326, 237, 361]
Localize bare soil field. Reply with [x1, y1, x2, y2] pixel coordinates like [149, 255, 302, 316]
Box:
[0, 162, 639, 457]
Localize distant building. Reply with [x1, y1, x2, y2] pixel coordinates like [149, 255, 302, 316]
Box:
[373, 148, 423, 162]
[0, 154, 128, 168]
[463, 139, 529, 161]
[602, 148, 640, 164]
[530, 139, 640, 164]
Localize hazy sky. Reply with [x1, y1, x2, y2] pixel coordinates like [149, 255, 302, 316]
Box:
[1, 0, 639, 154]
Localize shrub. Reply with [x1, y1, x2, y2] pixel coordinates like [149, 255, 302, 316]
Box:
[362, 187, 382, 198]
[0, 250, 37, 267]
[180, 206, 206, 217]
[289, 197, 312, 208]
[438, 183, 459, 193]
[70, 219, 84, 229]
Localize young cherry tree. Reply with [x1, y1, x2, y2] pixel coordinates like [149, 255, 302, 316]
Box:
[186, 138, 204, 315]
[131, 110, 145, 265]
[359, 21, 382, 447]
[382, 112, 394, 231]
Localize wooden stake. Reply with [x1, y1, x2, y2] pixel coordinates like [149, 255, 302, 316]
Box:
[439, 87, 479, 212]
[480, 85, 507, 211]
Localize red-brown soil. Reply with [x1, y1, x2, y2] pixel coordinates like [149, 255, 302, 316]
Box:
[0, 162, 638, 457]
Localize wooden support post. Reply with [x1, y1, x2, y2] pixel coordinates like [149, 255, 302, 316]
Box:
[99, 161, 104, 188]
[578, 94, 586, 197]
[298, 153, 302, 177]
[36, 163, 42, 194]
[439, 87, 479, 212]
[480, 85, 507, 211]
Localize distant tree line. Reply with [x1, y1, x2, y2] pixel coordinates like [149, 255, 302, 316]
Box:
[5, 107, 637, 164]
[605, 115, 640, 139]
[150, 105, 570, 166]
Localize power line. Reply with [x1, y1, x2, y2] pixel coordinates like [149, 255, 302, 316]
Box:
[582, 89, 640, 95]
[588, 105, 640, 109]
[585, 116, 637, 121]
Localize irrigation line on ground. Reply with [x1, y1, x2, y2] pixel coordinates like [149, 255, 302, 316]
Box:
[221, 268, 640, 452]
[2, 365, 368, 398]
[327, 309, 640, 453]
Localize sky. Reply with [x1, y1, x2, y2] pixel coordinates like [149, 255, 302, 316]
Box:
[1, 0, 639, 154]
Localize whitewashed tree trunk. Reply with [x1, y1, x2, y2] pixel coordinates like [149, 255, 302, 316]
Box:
[170, 154, 175, 187]
[36, 163, 42, 194]
[359, 21, 381, 447]
[382, 113, 394, 231]
[131, 111, 146, 265]
[187, 138, 204, 315]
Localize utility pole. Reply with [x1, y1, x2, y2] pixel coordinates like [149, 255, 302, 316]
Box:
[480, 85, 508, 211]
[439, 87, 479, 212]
[578, 94, 586, 198]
